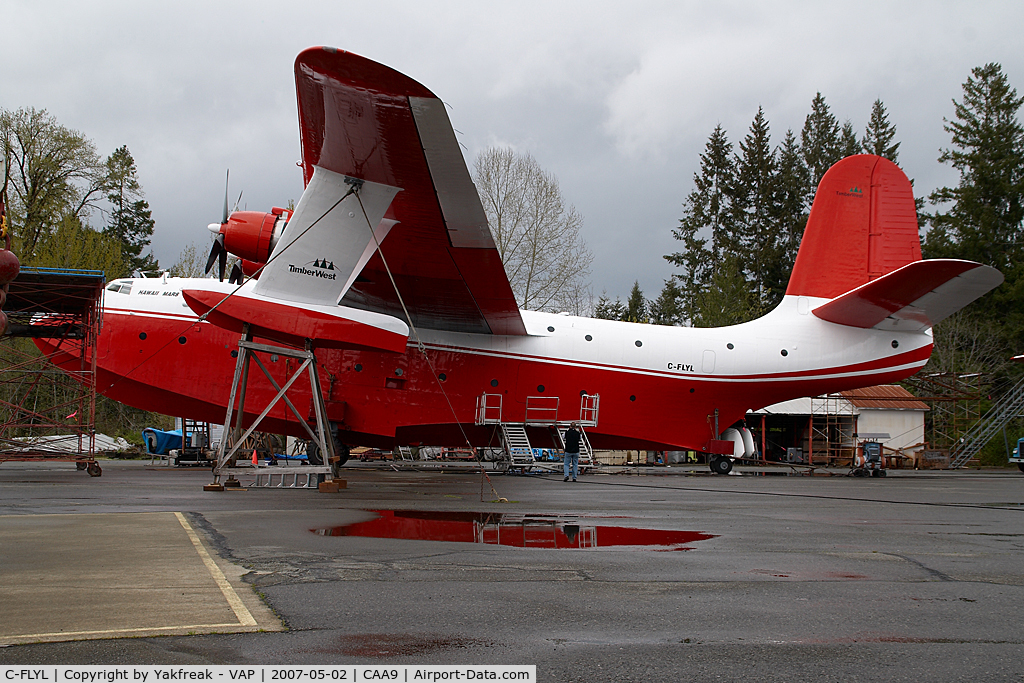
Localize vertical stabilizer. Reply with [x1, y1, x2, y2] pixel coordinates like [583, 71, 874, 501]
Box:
[786, 155, 921, 300]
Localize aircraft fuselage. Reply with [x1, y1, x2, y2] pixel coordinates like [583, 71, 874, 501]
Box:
[48, 276, 932, 452]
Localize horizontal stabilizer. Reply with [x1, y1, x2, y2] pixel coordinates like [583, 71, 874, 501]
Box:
[812, 259, 1003, 331]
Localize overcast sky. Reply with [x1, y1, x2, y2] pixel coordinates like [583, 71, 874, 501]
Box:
[3, 1, 1023, 303]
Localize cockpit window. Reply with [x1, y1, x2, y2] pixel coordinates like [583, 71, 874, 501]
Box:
[106, 281, 132, 295]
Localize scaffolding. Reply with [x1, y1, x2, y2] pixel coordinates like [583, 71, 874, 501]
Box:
[902, 372, 984, 449]
[806, 394, 857, 467]
[0, 268, 105, 475]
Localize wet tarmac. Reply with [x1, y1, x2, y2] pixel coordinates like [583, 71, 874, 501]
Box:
[1, 460, 1023, 680]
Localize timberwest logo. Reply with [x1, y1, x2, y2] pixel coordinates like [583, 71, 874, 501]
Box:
[836, 186, 865, 198]
[288, 259, 338, 280]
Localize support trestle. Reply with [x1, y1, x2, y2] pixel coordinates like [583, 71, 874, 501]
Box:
[210, 324, 335, 488]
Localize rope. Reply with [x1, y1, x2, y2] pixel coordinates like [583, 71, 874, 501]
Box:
[352, 190, 506, 503]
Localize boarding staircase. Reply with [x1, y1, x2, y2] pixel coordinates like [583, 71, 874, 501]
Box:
[500, 423, 537, 468]
[949, 374, 1024, 468]
[476, 392, 599, 472]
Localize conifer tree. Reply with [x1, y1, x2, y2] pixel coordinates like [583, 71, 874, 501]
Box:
[773, 129, 809, 272]
[593, 293, 626, 320]
[800, 93, 843, 204]
[103, 145, 157, 274]
[733, 107, 781, 313]
[839, 120, 861, 158]
[665, 125, 736, 324]
[926, 63, 1024, 272]
[649, 279, 682, 326]
[623, 281, 648, 323]
[861, 99, 901, 161]
[925, 63, 1024, 346]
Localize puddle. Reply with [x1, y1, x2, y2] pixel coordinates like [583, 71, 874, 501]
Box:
[312, 510, 715, 550]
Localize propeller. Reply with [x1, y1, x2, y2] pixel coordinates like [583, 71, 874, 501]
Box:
[228, 260, 244, 285]
[205, 233, 227, 280]
[205, 170, 230, 281]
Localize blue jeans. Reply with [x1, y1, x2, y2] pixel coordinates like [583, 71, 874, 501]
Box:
[563, 451, 579, 479]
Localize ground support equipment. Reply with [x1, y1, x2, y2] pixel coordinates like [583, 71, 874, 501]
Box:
[0, 268, 104, 476]
[208, 325, 334, 490]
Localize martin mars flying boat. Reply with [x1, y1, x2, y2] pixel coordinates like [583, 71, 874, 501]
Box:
[39, 47, 1002, 474]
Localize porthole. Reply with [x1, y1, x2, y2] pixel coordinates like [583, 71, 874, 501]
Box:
[781, 349, 788, 357]
[635, 340, 642, 347]
[438, 373, 446, 382]
[585, 334, 593, 341]
[547, 326, 555, 332]
[491, 379, 498, 387]
[537, 385, 545, 392]
[270, 354, 279, 363]
[580, 389, 587, 396]
[395, 368, 404, 376]
[689, 388, 695, 393]
[354, 364, 363, 372]
[178, 336, 187, 345]
[629, 395, 636, 402]
[230, 350, 238, 358]
[891, 340, 899, 349]
[727, 343, 734, 350]
[138, 332, 147, 340]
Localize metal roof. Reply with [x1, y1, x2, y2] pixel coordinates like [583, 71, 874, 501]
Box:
[839, 385, 930, 411]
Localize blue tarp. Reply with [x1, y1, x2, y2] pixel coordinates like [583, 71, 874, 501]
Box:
[142, 428, 183, 455]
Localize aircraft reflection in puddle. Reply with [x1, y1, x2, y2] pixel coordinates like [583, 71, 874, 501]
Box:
[312, 510, 715, 551]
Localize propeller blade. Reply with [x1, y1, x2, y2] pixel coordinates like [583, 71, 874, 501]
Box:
[218, 247, 227, 281]
[228, 261, 244, 285]
[205, 233, 225, 275]
[231, 190, 243, 214]
[222, 170, 230, 225]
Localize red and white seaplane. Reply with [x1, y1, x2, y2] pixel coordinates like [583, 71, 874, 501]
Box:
[40, 47, 1002, 475]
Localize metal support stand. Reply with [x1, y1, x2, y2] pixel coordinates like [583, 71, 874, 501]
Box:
[210, 324, 335, 488]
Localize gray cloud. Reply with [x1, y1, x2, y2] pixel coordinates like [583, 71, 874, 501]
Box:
[3, 0, 1022, 303]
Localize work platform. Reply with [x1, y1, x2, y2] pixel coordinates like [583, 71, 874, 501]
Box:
[475, 392, 599, 473]
[0, 267, 105, 475]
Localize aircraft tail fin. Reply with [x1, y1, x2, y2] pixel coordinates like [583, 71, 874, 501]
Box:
[785, 155, 921, 300]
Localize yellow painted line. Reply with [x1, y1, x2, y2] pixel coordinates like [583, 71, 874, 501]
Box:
[174, 512, 257, 626]
[4, 623, 248, 642]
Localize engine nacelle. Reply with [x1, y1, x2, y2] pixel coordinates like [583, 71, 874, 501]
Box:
[212, 207, 289, 264]
[240, 258, 264, 279]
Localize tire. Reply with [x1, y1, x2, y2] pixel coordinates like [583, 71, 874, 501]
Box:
[306, 441, 323, 465]
[86, 462, 102, 477]
[308, 437, 349, 470]
[711, 455, 733, 475]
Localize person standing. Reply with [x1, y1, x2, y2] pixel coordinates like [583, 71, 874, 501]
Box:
[563, 422, 581, 482]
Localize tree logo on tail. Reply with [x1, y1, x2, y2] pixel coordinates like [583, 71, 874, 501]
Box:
[287, 258, 337, 280]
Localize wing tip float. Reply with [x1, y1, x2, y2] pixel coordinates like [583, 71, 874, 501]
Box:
[182, 283, 409, 354]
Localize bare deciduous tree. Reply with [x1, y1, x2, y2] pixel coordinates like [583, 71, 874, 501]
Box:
[473, 147, 592, 313]
[169, 241, 207, 278]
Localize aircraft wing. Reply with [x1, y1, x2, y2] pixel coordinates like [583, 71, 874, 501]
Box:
[811, 259, 1003, 331]
[290, 46, 527, 336]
